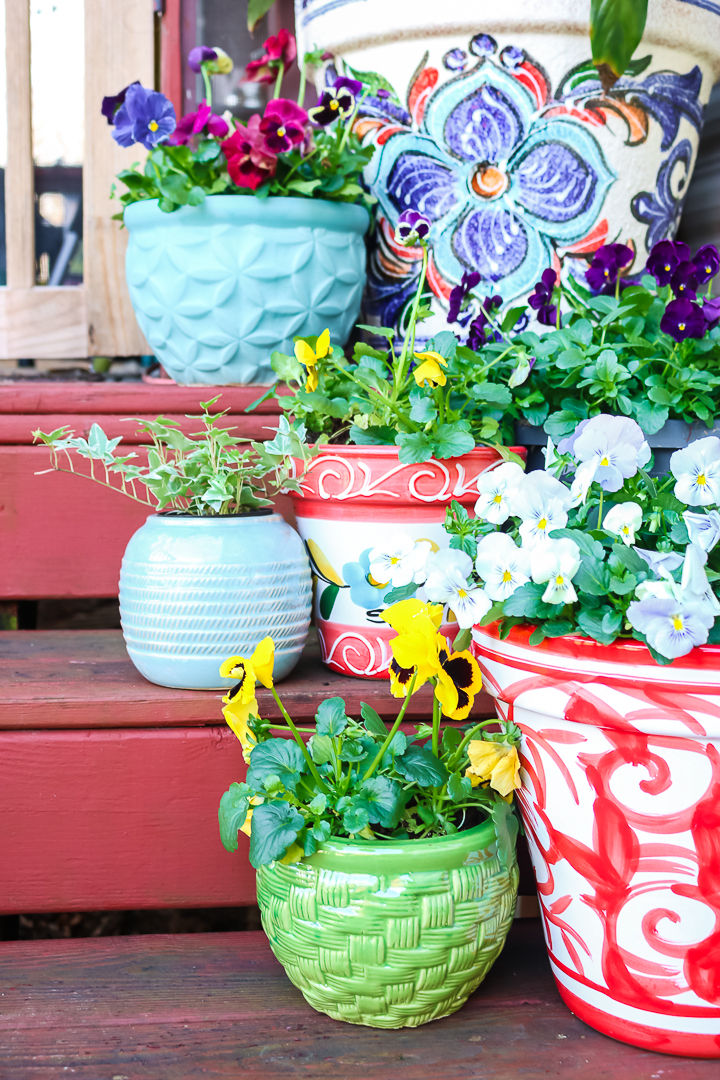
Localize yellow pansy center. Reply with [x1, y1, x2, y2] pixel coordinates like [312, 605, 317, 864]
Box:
[149, 120, 159, 132]
[330, 99, 339, 110]
[277, 126, 286, 137]
[537, 517, 547, 530]
[679, 322, 686, 331]
[673, 615, 684, 631]
[458, 588, 467, 598]
[698, 472, 707, 486]
[502, 570, 512, 583]
[664, 263, 671, 271]
[621, 525, 630, 535]
[600, 455, 610, 467]
[555, 574, 565, 586]
[390, 556, 400, 564]
[493, 493, 503, 504]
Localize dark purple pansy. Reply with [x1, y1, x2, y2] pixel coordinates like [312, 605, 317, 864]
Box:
[188, 46, 217, 73]
[528, 268, 557, 326]
[585, 242, 633, 292]
[333, 75, 363, 98]
[112, 84, 176, 150]
[169, 99, 229, 145]
[467, 295, 503, 348]
[443, 48, 467, 72]
[101, 82, 139, 125]
[259, 98, 308, 153]
[703, 296, 720, 330]
[670, 260, 699, 300]
[448, 270, 481, 324]
[395, 209, 431, 246]
[646, 238, 692, 286]
[660, 297, 706, 342]
[308, 84, 355, 126]
[693, 244, 720, 285]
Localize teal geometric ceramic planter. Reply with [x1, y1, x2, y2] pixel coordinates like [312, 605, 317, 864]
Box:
[124, 196, 370, 386]
[256, 821, 518, 1028]
[118, 512, 312, 690]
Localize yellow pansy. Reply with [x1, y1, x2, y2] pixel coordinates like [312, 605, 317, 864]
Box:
[240, 795, 263, 837]
[413, 351, 448, 388]
[388, 656, 418, 698]
[222, 696, 258, 763]
[220, 636, 276, 700]
[434, 637, 483, 720]
[382, 598, 443, 635]
[465, 740, 521, 797]
[294, 329, 331, 392]
[280, 842, 304, 864]
[390, 624, 441, 685]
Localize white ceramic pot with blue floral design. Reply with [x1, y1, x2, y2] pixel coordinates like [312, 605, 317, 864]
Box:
[124, 195, 369, 386]
[118, 511, 312, 689]
[296, 0, 720, 336]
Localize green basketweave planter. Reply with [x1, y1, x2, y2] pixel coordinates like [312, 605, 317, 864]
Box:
[256, 820, 518, 1028]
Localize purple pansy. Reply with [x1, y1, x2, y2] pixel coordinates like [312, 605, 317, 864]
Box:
[111, 84, 176, 150]
[660, 297, 706, 342]
[101, 81, 139, 125]
[170, 99, 229, 145]
[308, 84, 356, 126]
[646, 238, 691, 286]
[395, 209, 431, 247]
[585, 242, 633, 293]
[626, 597, 714, 659]
[528, 268, 557, 326]
[448, 270, 481, 324]
[333, 75, 363, 98]
[259, 98, 308, 154]
[188, 46, 217, 72]
[670, 260, 699, 300]
[702, 296, 720, 330]
[467, 294, 502, 348]
[693, 244, 720, 285]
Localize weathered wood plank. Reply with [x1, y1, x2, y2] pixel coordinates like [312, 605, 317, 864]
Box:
[4, 0, 34, 290]
[0, 923, 712, 1078]
[0, 630, 495, 729]
[0, 383, 283, 414]
[0, 289, 87, 360]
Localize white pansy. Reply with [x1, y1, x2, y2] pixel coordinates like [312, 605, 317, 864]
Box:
[475, 532, 532, 601]
[530, 537, 581, 605]
[564, 414, 651, 492]
[634, 548, 684, 578]
[680, 542, 720, 613]
[683, 509, 720, 554]
[474, 461, 525, 524]
[424, 548, 492, 628]
[602, 502, 643, 546]
[634, 577, 678, 602]
[626, 597, 714, 659]
[670, 437, 720, 506]
[513, 471, 573, 548]
[368, 534, 432, 589]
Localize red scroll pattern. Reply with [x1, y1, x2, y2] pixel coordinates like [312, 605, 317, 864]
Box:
[472, 626, 720, 1058]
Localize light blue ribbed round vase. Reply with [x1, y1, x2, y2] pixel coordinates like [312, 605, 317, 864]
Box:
[124, 196, 370, 386]
[118, 512, 312, 690]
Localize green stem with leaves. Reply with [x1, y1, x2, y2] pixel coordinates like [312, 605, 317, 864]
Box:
[201, 65, 213, 108]
[447, 718, 501, 772]
[270, 686, 330, 794]
[393, 244, 428, 402]
[363, 672, 417, 780]
[297, 59, 307, 107]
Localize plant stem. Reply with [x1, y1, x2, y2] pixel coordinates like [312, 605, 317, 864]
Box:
[447, 718, 501, 772]
[201, 66, 213, 109]
[337, 89, 368, 154]
[269, 686, 330, 793]
[273, 62, 284, 101]
[35, 464, 155, 507]
[393, 244, 428, 402]
[431, 688, 441, 757]
[297, 60, 307, 106]
[362, 672, 417, 780]
[597, 489, 604, 530]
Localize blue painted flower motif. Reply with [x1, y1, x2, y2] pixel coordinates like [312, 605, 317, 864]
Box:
[363, 44, 615, 307]
[342, 548, 388, 610]
[632, 139, 693, 251]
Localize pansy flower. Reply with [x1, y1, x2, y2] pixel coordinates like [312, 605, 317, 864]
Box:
[670, 437, 720, 506]
[424, 548, 491, 628]
[368, 533, 431, 589]
[101, 81, 140, 124]
[660, 297, 706, 342]
[170, 99, 229, 146]
[692, 244, 720, 285]
[308, 84, 356, 126]
[245, 29, 297, 83]
[703, 296, 720, 329]
[475, 532, 531, 601]
[466, 294, 503, 347]
[219, 637, 274, 760]
[530, 537, 581, 605]
[585, 242, 633, 293]
[474, 461, 525, 524]
[564, 415, 651, 497]
[465, 740, 521, 797]
[189, 46, 217, 72]
[111, 83, 176, 150]
[511, 471, 572, 547]
[294, 328, 330, 392]
[670, 260, 699, 300]
[395, 209, 430, 247]
[413, 350, 448, 388]
[435, 637, 483, 720]
[448, 270, 481, 324]
[383, 601, 444, 693]
[646, 239, 691, 286]
[260, 99, 308, 154]
[528, 269, 557, 326]
[683, 509, 720, 553]
[602, 502, 643, 546]
[626, 597, 715, 658]
[222, 115, 277, 190]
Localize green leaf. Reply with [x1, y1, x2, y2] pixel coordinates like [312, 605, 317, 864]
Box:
[501, 306, 527, 333]
[634, 399, 669, 436]
[471, 382, 512, 406]
[343, 804, 371, 834]
[392, 745, 449, 787]
[491, 799, 519, 867]
[576, 607, 617, 645]
[356, 323, 396, 341]
[319, 583, 340, 620]
[408, 387, 438, 424]
[453, 627, 472, 652]
[270, 351, 304, 383]
[432, 424, 475, 460]
[339, 739, 370, 762]
[361, 702, 388, 739]
[309, 734, 334, 765]
[590, 0, 649, 85]
[246, 739, 306, 793]
[383, 582, 419, 604]
[545, 410, 581, 438]
[447, 770, 473, 802]
[349, 424, 397, 446]
[381, 732, 408, 767]
[540, 619, 576, 638]
[187, 185, 205, 207]
[359, 777, 404, 827]
[218, 783, 250, 853]
[248, 801, 305, 868]
[548, 527, 604, 561]
[157, 173, 192, 205]
[247, 0, 277, 31]
[308, 793, 327, 815]
[503, 582, 561, 620]
[442, 727, 463, 755]
[286, 179, 322, 195]
[296, 391, 347, 418]
[396, 431, 433, 464]
[315, 696, 348, 737]
[574, 557, 611, 596]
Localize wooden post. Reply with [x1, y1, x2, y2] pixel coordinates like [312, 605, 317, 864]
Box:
[5, 0, 35, 289]
[83, 0, 154, 358]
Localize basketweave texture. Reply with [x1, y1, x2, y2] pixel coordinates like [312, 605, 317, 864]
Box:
[256, 844, 518, 1028]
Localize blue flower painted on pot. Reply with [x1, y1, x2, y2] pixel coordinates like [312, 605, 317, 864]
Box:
[342, 548, 388, 609]
[632, 139, 694, 250]
[363, 44, 615, 305]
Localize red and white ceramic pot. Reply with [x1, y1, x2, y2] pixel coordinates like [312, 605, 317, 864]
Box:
[289, 445, 518, 678]
[472, 623, 720, 1058]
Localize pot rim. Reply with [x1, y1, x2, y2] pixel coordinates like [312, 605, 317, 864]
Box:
[299, 817, 498, 873]
[124, 193, 370, 232]
[157, 508, 274, 519]
[307, 443, 526, 458]
[143, 510, 283, 524]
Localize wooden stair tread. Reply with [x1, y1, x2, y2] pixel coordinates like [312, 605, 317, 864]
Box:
[0, 921, 709, 1078]
[0, 630, 495, 728]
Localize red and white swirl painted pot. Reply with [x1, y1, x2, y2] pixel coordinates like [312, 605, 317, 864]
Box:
[472, 622, 720, 1057]
[289, 445, 519, 678]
